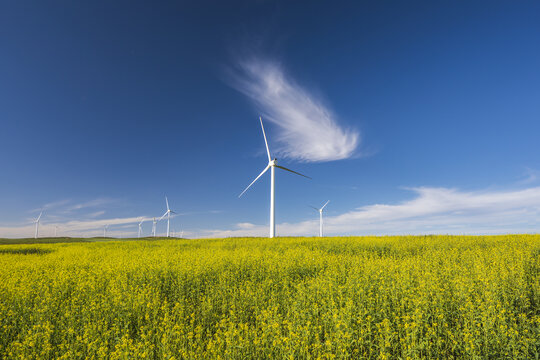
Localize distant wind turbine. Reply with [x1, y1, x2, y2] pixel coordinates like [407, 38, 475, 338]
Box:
[138, 219, 144, 238]
[33, 210, 43, 239]
[152, 217, 157, 237]
[159, 197, 176, 237]
[103, 224, 108, 237]
[310, 200, 330, 237]
[54, 225, 58, 237]
[239, 117, 311, 238]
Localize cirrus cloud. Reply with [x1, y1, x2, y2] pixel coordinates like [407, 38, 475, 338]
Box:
[227, 58, 359, 162]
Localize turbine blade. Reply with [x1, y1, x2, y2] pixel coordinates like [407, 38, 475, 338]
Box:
[260, 117, 271, 162]
[321, 200, 330, 210]
[308, 205, 319, 211]
[159, 211, 168, 221]
[239, 165, 270, 198]
[36, 211, 43, 222]
[165, 197, 170, 211]
[275, 165, 311, 179]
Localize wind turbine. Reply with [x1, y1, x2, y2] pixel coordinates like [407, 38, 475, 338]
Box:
[239, 117, 311, 238]
[310, 200, 330, 237]
[103, 224, 108, 237]
[152, 217, 157, 237]
[33, 210, 43, 239]
[159, 197, 176, 237]
[54, 225, 58, 237]
[138, 219, 144, 238]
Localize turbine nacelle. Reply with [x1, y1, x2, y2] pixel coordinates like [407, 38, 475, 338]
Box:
[34, 210, 43, 223]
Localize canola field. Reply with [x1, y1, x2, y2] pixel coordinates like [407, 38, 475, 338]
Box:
[0, 235, 539, 359]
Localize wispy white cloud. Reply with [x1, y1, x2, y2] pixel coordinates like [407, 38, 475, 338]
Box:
[28, 198, 118, 218]
[0, 218, 122, 238]
[0, 215, 160, 238]
[29, 199, 72, 213]
[518, 167, 540, 185]
[66, 198, 117, 211]
[6, 187, 540, 239]
[227, 58, 359, 162]
[87, 210, 106, 218]
[1, 197, 149, 238]
[191, 186, 540, 238]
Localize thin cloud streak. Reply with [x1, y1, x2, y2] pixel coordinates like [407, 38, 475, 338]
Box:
[0, 216, 156, 238]
[0, 197, 154, 238]
[5, 187, 539, 238]
[29, 199, 72, 213]
[519, 167, 540, 185]
[67, 198, 117, 211]
[192, 186, 540, 238]
[29, 198, 118, 216]
[228, 58, 359, 162]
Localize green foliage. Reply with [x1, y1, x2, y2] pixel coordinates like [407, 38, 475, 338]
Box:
[0, 235, 538, 359]
[0, 237, 91, 245]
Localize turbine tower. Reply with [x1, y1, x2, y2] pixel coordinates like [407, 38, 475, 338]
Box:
[159, 197, 176, 237]
[138, 219, 144, 238]
[152, 217, 157, 237]
[33, 210, 43, 239]
[239, 117, 311, 238]
[310, 200, 330, 237]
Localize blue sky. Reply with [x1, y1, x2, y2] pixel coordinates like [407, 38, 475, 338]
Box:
[1, 1, 539, 237]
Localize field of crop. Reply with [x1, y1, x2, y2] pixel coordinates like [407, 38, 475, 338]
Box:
[0, 235, 538, 359]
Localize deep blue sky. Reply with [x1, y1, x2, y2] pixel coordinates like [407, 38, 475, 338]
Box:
[1, 1, 539, 237]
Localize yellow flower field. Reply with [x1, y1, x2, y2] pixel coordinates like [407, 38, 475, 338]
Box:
[0, 235, 538, 359]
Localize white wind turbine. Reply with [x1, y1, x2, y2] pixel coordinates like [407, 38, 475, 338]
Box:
[239, 117, 311, 238]
[152, 217, 157, 237]
[33, 210, 43, 239]
[103, 224, 108, 237]
[310, 200, 330, 237]
[138, 219, 144, 238]
[159, 197, 176, 237]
